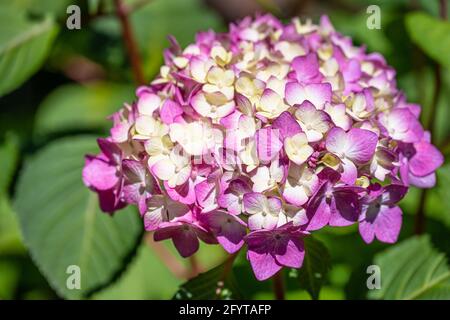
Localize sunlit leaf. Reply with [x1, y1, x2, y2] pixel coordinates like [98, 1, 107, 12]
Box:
[368, 235, 450, 300]
[0, 7, 58, 96]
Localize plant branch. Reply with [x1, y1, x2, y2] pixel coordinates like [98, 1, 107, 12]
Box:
[188, 255, 201, 278]
[215, 251, 239, 299]
[114, 0, 146, 85]
[414, 0, 447, 235]
[144, 233, 190, 279]
[272, 271, 285, 300]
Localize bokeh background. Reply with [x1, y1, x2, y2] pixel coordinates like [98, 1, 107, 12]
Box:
[0, 0, 449, 300]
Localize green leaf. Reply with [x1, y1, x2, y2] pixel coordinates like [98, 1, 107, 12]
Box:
[0, 195, 24, 255]
[93, 243, 181, 299]
[0, 260, 20, 299]
[34, 82, 134, 137]
[296, 237, 331, 300]
[0, 132, 20, 193]
[0, 8, 58, 96]
[173, 258, 242, 300]
[368, 235, 450, 300]
[405, 12, 450, 68]
[0, 0, 78, 18]
[13, 136, 143, 299]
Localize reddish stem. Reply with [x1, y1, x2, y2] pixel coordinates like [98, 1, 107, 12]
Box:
[272, 271, 285, 300]
[145, 234, 190, 279]
[114, 0, 146, 85]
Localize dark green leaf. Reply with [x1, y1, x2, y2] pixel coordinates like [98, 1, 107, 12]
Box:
[296, 237, 331, 300]
[173, 258, 241, 300]
[14, 136, 142, 299]
[0, 132, 19, 193]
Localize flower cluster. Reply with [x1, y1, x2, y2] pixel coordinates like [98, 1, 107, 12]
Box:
[83, 14, 443, 281]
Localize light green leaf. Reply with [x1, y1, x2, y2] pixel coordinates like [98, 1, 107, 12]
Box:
[93, 243, 181, 299]
[0, 8, 58, 96]
[0, 260, 20, 299]
[34, 82, 134, 137]
[296, 237, 331, 300]
[368, 235, 450, 300]
[0, 195, 24, 255]
[0, 133, 24, 254]
[173, 259, 242, 300]
[405, 12, 450, 68]
[13, 136, 143, 299]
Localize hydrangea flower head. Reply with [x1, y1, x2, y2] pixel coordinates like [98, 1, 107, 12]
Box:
[83, 14, 443, 281]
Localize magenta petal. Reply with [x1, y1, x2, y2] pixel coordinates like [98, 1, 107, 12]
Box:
[359, 220, 375, 243]
[292, 53, 320, 83]
[82, 156, 119, 191]
[272, 111, 302, 140]
[195, 179, 220, 211]
[329, 190, 360, 227]
[204, 211, 246, 253]
[97, 138, 121, 165]
[382, 185, 408, 205]
[373, 206, 402, 243]
[274, 237, 305, 268]
[340, 158, 358, 185]
[409, 141, 444, 177]
[409, 172, 436, 188]
[165, 180, 196, 205]
[217, 192, 240, 215]
[346, 128, 378, 163]
[97, 189, 124, 213]
[247, 250, 281, 281]
[172, 228, 200, 258]
[306, 196, 331, 231]
[256, 127, 283, 162]
[160, 99, 183, 124]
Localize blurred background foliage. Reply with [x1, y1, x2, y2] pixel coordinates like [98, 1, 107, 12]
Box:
[0, 0, 449, 300]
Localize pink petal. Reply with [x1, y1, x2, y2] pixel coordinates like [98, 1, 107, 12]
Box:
[165, 180, 196, 205]
[82, 157, 118, 191]
[243, 192, 265, 214]
[346, 128, 378, 163]
[160, 99, 183, 124]
[292, 53, 320, 83]
[373, 206, 402, 243]
[247, 250, 281, 281]
[272, 111, 302, 140]
[409, 141, 444, 177]
[274, 237, 305, 268]
[255, 127, 283, 162]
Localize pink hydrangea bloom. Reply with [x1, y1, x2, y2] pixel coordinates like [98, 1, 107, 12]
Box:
[83, 14, 443, 281]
